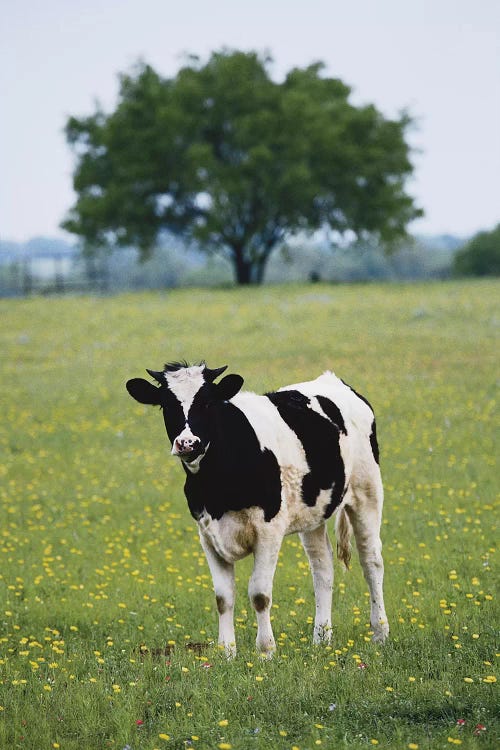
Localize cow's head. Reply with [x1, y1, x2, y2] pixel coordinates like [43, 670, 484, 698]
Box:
[126, 362, 244, 472]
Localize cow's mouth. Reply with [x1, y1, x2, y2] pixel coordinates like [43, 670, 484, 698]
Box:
[178, 444, 205, 463]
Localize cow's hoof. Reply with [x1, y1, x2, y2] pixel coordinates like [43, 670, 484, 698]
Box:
[258, 649, 275, 660]
[219, 643, 236, 659]
[372, 628, 389, 644]
[313, 624, 332, 645]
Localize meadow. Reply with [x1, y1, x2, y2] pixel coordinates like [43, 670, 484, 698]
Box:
[0, 279, 498, 750]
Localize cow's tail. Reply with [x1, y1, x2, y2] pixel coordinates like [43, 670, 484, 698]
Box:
[335, 506, 352, 570]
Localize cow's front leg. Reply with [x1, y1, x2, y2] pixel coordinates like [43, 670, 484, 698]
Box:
[300, 524, 334, 644]
[248, 539, 281, 656]
[199, 534, 236, 657]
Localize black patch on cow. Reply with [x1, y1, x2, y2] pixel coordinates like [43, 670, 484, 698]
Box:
[252, 593, 270, 612]
[183, 383, 216, 449]
[183, 401, 282, 522]
[160, 388, 189, 445]
[216, 595, 227, 615]
[316, 395, 347, 435]
[266, 390, 346, 518]
[370, 418, 380, 464]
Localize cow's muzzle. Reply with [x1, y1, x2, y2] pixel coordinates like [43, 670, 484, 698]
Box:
[172, 436, 204, 462]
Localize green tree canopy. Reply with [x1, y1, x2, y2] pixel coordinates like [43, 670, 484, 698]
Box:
[453, 224, 500, 277]
[63, 50, 422, 284]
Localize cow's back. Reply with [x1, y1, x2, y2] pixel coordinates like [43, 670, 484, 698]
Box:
[231, 371, 376, 524]
[279, 371, 381, 499]
[279, 371, 377, 458]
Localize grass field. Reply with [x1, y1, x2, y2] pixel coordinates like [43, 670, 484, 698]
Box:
[0, 280, 498, 750]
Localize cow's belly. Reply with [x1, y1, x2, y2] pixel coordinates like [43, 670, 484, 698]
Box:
[197, 508, 260, 563]
[197, 464, 346, 563]
[280, 465, 338, 534]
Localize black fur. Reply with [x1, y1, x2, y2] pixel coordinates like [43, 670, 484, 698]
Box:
[266, 390, 346, 518]
[316, 395, 348, 435]
[370, 419, 380, 464]
[184, 401, 282, 522]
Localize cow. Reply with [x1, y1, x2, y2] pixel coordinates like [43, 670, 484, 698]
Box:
[126, 362, 389, 656]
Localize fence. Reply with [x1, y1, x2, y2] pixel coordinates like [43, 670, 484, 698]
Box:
[0, 253, 109, 297]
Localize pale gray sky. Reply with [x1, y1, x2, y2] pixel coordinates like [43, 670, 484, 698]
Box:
[1, 0, 499, 242]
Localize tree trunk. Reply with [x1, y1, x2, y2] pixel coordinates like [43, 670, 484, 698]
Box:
[232, 244, 271, 285]
[234, 255, 253, 285]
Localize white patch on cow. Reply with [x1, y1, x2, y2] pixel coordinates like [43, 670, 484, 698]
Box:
[231, 391, 309, 471]
[181, 443, 209, 474]
[281, 370, 373, 433]
[164, 365, 205, 417]
[198, 532, 236, 655]
[171, 423, 195, 447]
[171, 422, 209, 473]
[198, 508, 263, 563]
[300, 525, 334, 643]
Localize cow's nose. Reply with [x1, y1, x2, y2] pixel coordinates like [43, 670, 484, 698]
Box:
[174, 437, 200, 454]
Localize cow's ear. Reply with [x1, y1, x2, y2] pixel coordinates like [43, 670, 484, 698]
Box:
[204, 365, 228, 382]
[215, 374, 244, 401]
[126, 378, 162, 405]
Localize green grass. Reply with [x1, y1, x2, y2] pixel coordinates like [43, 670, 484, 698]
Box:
[0, 280, 498, 750]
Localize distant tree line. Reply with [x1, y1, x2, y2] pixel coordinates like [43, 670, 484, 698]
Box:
[3, 226, 500, 297]
[0, 233, 473, 297]
[453, 223, 500, 277]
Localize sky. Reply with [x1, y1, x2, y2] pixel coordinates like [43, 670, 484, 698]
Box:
[1, 0, 499, 243]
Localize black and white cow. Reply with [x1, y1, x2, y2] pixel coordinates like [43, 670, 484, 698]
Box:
[126, 362, 388, 656]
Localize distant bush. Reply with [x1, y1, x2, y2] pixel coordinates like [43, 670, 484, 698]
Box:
[453, 223, 500, 276]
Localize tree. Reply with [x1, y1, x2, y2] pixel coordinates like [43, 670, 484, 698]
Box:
[453, 224, 500, 277]
[63, 50, 422, 285]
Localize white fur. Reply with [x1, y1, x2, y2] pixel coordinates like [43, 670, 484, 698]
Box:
[166, 366, 208, 473]
[164, 365, 205, 417]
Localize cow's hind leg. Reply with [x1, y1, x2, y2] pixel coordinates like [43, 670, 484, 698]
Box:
[346, 472, 389, 643]
[300, 524, 334, 644]
[199, 534, 236, 657]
